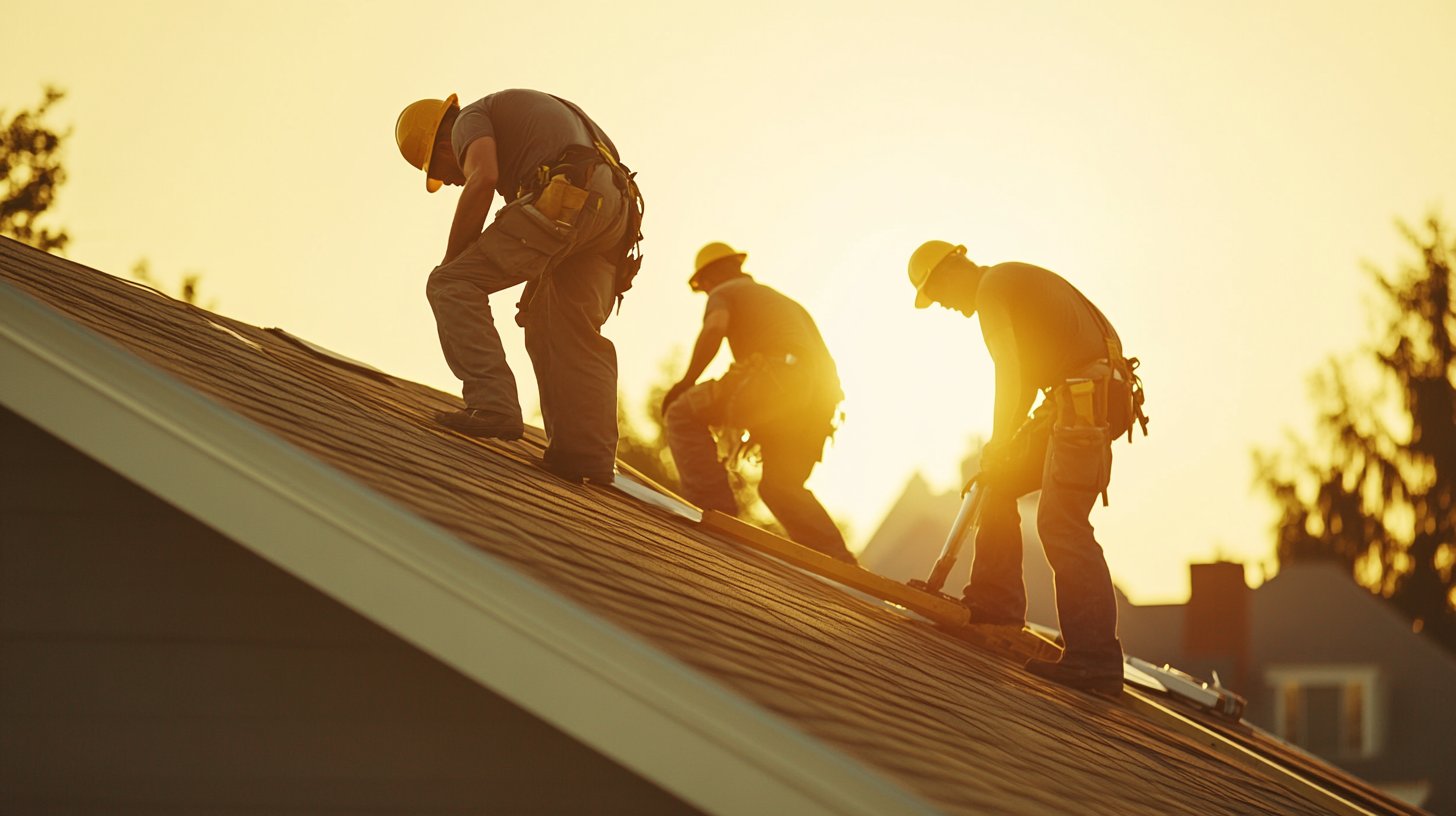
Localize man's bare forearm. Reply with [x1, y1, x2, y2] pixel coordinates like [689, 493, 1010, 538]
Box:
[443, 182, 495, 264]
[991, 362, 1033, 444]
[680, 327, 726, 386]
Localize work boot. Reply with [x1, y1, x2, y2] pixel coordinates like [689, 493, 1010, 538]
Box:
[435, 408, 524, 441]
[540, 458, 615, 486]
[1024, 656, 1124, 697]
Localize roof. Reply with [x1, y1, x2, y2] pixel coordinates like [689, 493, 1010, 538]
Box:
[0, 236, 1417, 816]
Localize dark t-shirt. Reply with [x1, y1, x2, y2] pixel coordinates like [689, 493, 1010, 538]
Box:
[975, 262, 1118, 389]
[451, 89, 619, 202]
[705, 276, 838, 376]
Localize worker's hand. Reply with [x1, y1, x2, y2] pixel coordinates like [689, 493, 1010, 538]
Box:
[661, 381, 692, 417]
[977, 438, 1014, 486]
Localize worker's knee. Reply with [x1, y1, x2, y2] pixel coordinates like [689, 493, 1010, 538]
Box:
[425, 268, 459, 309]
[1036, 499, 1094, 556]
[664, 396, 708, 444]
[664, 393, 694, 425]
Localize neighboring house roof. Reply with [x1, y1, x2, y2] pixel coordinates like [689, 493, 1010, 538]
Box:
[0, 237, 1417, 816]
[1119, 561, 1456, 813]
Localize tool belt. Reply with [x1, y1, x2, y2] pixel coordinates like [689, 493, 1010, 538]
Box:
[1052, 355, 1146, 434]
[1064, 284, 1150, 443]
[1050, 360, 1137, 507]
[509, 141, 631, 326]
[517, 144, 603, 228]
[710, 352, 843, 464]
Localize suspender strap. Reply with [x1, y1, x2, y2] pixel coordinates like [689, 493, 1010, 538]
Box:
[1066, 283, 1150, 443]
[546, 95, 646, 314]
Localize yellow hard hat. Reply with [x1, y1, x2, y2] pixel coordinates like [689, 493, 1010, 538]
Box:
[395, 94, 459, 193]
[908, 240, 966, 309]
[690, 241, 747, 290]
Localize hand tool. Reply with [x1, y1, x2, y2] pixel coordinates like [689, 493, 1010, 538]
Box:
[908, 477, 984, 598]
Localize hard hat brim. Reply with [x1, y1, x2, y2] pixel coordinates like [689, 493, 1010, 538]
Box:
[693, 251, 747, 277]
[422, 94, 459, 194]
[909, 242, 965, 309]
[689, 252, 747, 289]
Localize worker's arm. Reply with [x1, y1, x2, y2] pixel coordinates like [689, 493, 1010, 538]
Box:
[979, 297, 1037, 449]
[662, 309, 730, 414]
[442, 137, 500, 265]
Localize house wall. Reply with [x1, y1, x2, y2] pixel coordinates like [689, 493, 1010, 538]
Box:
[0, 406, 701, 815]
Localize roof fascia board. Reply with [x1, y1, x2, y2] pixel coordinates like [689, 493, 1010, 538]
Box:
[0, 279, 943, 816]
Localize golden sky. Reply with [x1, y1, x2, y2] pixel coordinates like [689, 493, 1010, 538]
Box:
[5, 0, 1454, 603]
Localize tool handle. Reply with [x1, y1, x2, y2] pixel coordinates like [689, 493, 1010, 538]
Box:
[924, 483, 984, 594]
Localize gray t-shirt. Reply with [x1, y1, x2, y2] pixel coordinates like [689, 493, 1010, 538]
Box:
[975, 262, 1118, 389]
[451, 89, 619, 202]
[705, 276, 838, 375]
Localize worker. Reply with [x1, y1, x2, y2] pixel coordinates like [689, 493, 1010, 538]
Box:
[662, 243, 856, 564]
[907, 241, 1146, 696]
[395, 89, 642, 484]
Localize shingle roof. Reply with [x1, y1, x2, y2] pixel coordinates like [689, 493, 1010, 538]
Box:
[0, 237, 1413, 816]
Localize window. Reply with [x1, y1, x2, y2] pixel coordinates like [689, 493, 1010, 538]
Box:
[1266, 665, 1383, 760]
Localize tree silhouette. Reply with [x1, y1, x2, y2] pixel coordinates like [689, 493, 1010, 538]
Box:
[1256, 215, 1456, 653]
[129, 258, 216, 309]
[1, 86, 70, 253]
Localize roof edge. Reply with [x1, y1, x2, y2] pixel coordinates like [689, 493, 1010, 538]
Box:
[0, 277, 943, 816]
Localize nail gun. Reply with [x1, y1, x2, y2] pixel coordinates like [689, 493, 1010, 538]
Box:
[907, 477, 984, 599]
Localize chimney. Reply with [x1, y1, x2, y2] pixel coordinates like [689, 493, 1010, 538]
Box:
[1183, 562, 1251, 693]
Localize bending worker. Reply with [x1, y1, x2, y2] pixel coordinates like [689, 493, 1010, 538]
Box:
[907, 241, 1145, 696]
[663, 243, 856, 564]
[395, 88, 642, 484]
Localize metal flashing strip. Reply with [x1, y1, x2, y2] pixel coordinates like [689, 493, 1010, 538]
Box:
[266, 327, 392, 379]
[612, 471, 702, 522]
[0, 279, 943, 816]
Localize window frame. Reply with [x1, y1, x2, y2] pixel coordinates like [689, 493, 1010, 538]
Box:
[1264, 664, 1384, 760]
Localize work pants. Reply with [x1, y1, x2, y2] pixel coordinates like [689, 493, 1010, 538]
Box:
[665, 380, 850, 559]
[426, 165, 626, 478]
[963, 401, 1123, 673]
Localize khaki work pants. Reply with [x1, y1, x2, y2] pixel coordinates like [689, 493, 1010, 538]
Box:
[426, 164, 627, 478]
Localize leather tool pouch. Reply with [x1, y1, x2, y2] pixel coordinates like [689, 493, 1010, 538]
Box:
[533, 174, 594, 227]
[1056, 380, 1101, 428]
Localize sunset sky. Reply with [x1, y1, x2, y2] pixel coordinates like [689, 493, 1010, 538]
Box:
[4, 0, 1454, 603]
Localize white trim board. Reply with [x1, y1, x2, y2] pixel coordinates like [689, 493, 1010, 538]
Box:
[0, 277, 944, 816]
